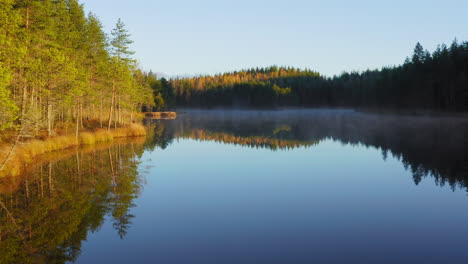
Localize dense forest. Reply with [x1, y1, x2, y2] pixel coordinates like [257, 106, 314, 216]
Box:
[171, 41, 468, 111]
[0, 0, 156, 138]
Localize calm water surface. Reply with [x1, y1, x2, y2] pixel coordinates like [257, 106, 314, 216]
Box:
[1, 110, 468, 264]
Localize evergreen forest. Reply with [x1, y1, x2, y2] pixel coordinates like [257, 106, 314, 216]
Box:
[0, 0, 156, 137]
[170, 42, 468, 111]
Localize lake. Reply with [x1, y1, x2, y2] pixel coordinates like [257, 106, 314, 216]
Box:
[1, 109, 468, 264]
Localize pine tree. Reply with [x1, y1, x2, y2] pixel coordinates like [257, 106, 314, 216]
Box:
[110, 18, 135, 63]
[107, 18, 141, 129]
[412, 42, 425, 65]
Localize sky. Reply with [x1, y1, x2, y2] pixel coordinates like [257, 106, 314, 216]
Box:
[81, 0, 468, 77]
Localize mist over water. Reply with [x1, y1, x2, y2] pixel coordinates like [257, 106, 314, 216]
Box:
[153, 109, 468, 188]
[2, 109, 468, 264]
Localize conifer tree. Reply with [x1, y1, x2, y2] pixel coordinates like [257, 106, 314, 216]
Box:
[0, 1, 155, 136]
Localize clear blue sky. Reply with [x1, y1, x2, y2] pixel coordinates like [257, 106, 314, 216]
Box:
[81, 0, 467, 77]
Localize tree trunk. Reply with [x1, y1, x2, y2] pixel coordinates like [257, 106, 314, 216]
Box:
[47, 102, 52, 136]
[108, 81, 115, 131]
[30, 85, 35, 110]
[80, 103, 84, 129]
[22, 84, 27, 116]
[118, 96, 122, 125]
[99, 101, 103, 128]
[26, 6, 30, 30]
[114, 97, 118, 129]
[75, 106, 79, 141]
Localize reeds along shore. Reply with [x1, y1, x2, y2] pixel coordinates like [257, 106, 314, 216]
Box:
[0, 124, 147, 178]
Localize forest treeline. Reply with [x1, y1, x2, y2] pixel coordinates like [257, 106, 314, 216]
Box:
[170, 41, 468, 110]
[0, 0, 156, 138]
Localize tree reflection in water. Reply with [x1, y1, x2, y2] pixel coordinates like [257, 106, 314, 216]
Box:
[147, 109, 468, 189]
[1, 109, 468, 263]
[0, 138, 145, 264]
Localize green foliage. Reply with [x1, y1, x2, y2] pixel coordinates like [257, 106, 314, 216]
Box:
[273, 84, 291, 96]
[146, 72, 174, 110]
[0, 65, 18, 130]
[0, 0, 23, 130]
[0, 0, 154, 134]
[154, 93, 165, 110]
[110, 18, 135, 63]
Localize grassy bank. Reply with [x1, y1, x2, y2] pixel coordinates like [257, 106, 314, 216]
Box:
[0, 124, 147, 178]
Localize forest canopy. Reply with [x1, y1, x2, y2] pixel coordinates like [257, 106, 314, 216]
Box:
[170, 41, 468, 111]
[0, 0, 156, 136]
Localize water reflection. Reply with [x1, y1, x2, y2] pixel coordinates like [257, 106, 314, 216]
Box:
[146, 109, 468, 189]
[1, 109, 468, 263]
[0, 139, 145, 264]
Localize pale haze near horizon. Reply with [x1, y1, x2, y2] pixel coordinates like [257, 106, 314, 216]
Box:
[81, 0, 468, 77]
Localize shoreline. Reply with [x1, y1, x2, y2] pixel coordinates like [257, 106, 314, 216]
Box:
[0, 124, 147, 178]
[144, 111, 177, 119]
[0, 137, 146, 194]
[174, 107, 468, 118]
